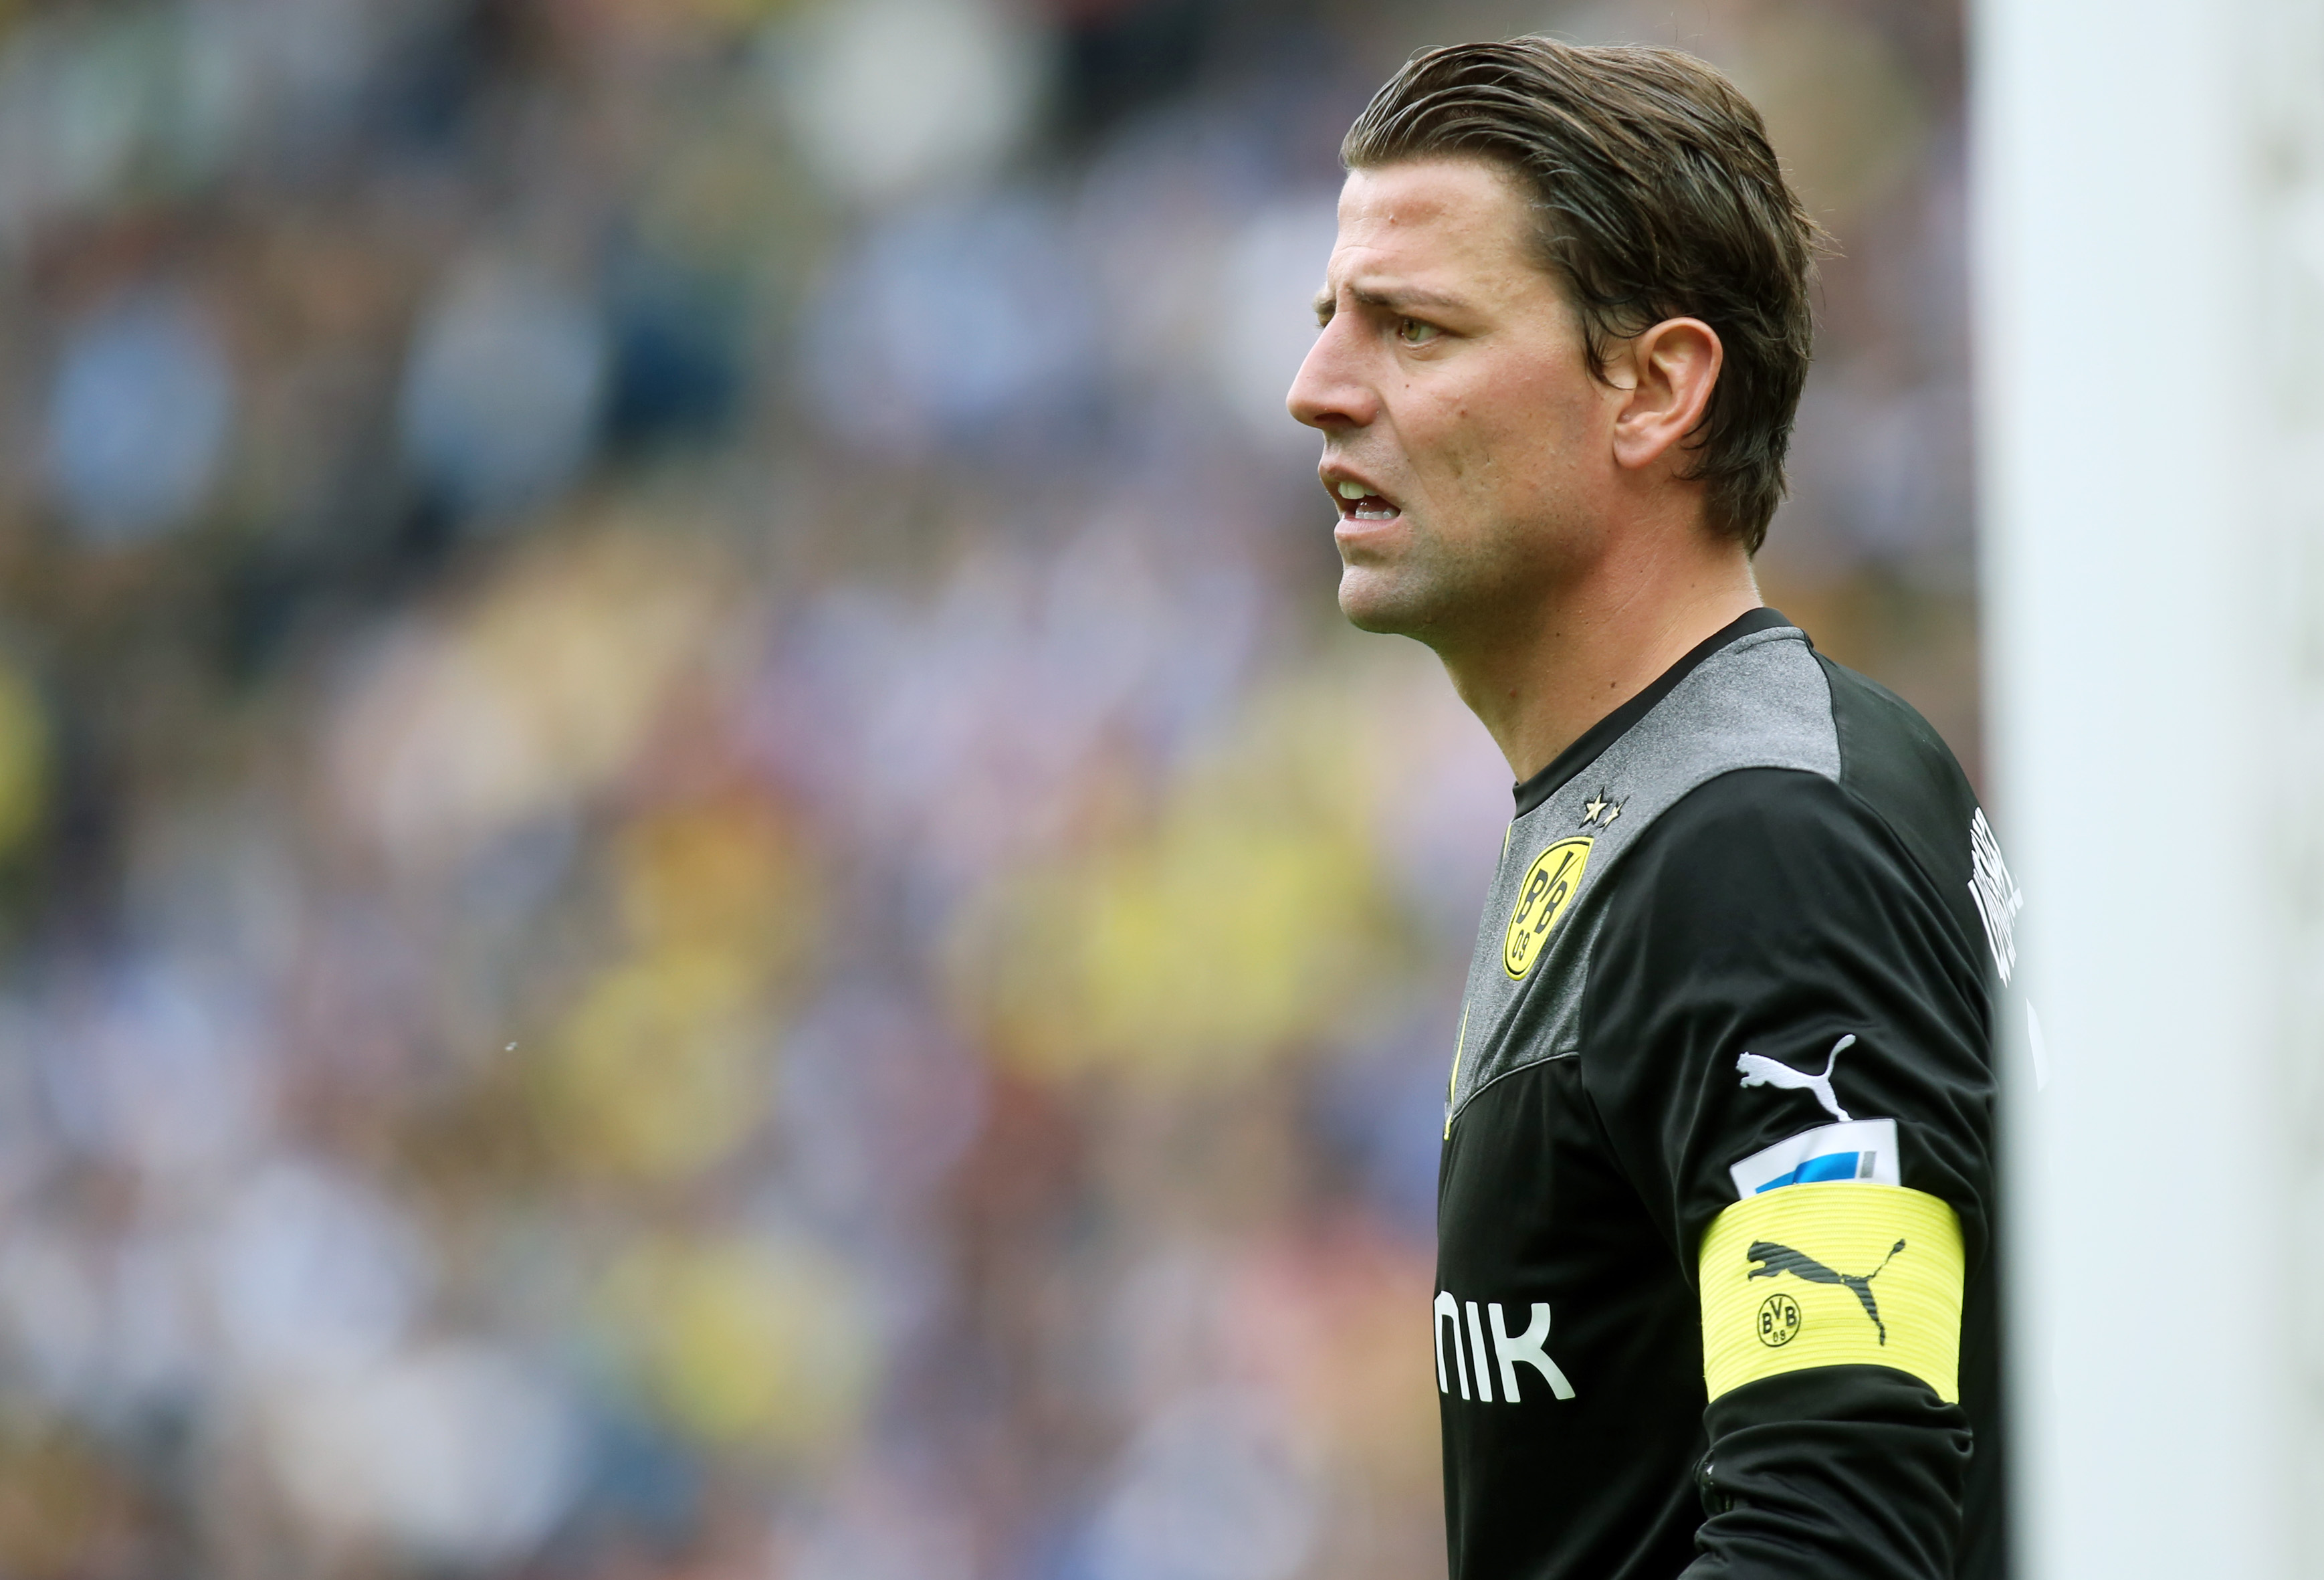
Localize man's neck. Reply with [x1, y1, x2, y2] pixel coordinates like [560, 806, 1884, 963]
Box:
[1438, 529, 1764, 784]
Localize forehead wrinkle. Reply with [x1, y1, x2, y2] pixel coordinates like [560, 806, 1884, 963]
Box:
[1355, 282, 1469, 313]
[1319, 275, 1475, 316]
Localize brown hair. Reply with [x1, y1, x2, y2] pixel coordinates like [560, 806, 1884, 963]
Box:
[1342, 37, 1822, 553]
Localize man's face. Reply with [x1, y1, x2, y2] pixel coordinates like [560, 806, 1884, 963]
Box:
[1287, 157, 1617, 646]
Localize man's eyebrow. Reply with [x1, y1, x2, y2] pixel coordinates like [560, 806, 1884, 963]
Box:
[1313, 281, 1472, 319]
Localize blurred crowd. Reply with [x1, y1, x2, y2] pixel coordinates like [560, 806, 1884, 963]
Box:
[0, 1, 1974, 1576]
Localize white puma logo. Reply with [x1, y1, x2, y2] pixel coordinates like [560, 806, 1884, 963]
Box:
[1735, 1034, 1857, 1123]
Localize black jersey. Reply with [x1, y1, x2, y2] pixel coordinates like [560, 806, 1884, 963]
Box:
[1435, 609, 2015, 1579]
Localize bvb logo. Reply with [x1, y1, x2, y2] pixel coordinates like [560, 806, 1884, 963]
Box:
[1758, 1292, 1802, 1348]
[1503, 837, 1592, 979]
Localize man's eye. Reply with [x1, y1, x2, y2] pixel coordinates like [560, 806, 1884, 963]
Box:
[1396, 318, 1441, 346]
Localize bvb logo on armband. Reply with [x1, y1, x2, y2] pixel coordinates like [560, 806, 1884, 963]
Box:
[1503, 837, 1592, 979]
[1757, 1292, 1802, 1347]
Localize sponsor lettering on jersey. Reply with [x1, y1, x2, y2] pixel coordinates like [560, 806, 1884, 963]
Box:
[1698, 1182, 1964, 1403]
[1434, 1289, 1576, 1403]
[1503, 838, 1591, 979]
[1967, 807, 2023, 985]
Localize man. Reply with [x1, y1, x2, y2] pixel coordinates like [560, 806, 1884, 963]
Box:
[1287, 38, 2013, 1580]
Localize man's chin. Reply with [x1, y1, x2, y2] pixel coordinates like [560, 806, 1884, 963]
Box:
[1337, 568, 1438, 637]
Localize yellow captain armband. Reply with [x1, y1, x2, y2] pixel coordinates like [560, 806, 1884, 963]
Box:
[1699, 1181, 1965, 1403]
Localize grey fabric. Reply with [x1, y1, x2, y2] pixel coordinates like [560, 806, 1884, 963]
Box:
[1447, 625, 1840, 1127]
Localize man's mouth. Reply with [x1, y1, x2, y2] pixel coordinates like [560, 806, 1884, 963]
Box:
[1334, 479, 1400, 522]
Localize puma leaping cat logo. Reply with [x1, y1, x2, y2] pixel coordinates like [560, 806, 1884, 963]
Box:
[1735, 1034, 1857, 1123]
[1748, 1239, 1907, 1344]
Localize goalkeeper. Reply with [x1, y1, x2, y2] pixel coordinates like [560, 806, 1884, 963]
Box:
[1288, 37, 2012, 1580]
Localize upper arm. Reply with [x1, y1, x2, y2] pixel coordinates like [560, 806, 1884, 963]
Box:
[1579, 766, 1994, 1274]
[1579, 767, 1996, 1576]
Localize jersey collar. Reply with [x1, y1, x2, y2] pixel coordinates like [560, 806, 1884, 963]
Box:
[1510, 606, 1800, 818]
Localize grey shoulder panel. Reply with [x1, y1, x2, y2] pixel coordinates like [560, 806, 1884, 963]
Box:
[1447, 627, 1839, 1127]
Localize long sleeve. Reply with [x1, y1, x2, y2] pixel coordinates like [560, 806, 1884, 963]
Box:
[1578, 765, 1996, 1577]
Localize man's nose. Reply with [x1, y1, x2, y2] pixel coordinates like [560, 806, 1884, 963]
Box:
[1286, 318, 1376, 432]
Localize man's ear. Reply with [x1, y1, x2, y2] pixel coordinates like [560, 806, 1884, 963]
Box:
[1608, 317, 1723, 473]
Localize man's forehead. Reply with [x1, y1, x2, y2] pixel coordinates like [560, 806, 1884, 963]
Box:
[1324, 159, 1538, 294]
[1336, 157, 1526, 231]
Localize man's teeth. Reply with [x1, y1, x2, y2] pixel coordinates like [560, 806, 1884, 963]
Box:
[1332, 479, 1396, 518]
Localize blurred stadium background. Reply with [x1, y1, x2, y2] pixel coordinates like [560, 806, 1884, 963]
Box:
[0, 1, 1982, 1576]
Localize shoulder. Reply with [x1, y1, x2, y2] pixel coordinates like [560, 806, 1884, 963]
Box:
[1614, 642, 1984, 912]
[1588, 751, 1990, 1016]
[1610, 765, 1916, 943]
[1814, 654, 1984, 898]
[1554, 628, 1991, 973]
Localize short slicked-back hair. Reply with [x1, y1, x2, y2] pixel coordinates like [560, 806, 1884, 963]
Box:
[1342, 37, 1822, 553]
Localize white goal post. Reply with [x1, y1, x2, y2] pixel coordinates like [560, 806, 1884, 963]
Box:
[1972, 0, 2324, 1575]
